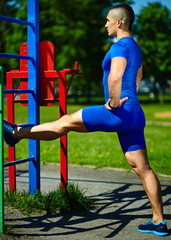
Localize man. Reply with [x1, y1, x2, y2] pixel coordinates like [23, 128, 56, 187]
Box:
[4, 4, 168, 236]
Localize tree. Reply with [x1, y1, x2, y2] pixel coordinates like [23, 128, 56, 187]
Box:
[0, 0, 24, 71]
[39, 0, 110, 99]
[39, 0, 133, 99]
[135, 2, 171, 102]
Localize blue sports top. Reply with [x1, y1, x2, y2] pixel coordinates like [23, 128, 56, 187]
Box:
[102, 37, 142, 104]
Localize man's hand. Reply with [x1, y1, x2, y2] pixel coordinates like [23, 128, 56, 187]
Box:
[104, 97, 128, 110]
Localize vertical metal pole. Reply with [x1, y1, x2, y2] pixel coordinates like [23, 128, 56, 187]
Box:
[6, 72, 16, 191]
[58, 71, 68, 189]
[0, 66, 4, 233]
[27, 0, 40, 194]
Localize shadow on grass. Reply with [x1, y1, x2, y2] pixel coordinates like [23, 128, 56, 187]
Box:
[5, 176, 171, 239]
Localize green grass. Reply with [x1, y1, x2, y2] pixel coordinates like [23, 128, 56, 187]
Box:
[4, 183, 93, 215]
[140, 103, 171, 122]
[3, 102, 171, 175]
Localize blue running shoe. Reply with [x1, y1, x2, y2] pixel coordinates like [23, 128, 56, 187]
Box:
[4, 120, 20, 147]
[138, 220, 169, 236]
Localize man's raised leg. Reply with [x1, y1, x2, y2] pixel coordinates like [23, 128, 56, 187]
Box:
[4, 109, 87, 145]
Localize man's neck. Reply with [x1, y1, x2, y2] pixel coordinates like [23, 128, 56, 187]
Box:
[116, 30, 131, 40]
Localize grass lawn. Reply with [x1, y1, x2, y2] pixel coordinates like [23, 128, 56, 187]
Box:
[3, 102, 171, 175]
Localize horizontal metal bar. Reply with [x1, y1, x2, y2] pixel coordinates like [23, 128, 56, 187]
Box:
[42, 70, 84, 78]
[4, 89, 34, 94]
[13, 98, 59, 103]
[0, 15, 33, 27]
[17, 124, 34, 127]
[0, 53, 33, 61]
[4, 157, 34, 167]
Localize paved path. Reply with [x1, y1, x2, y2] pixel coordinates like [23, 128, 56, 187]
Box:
[147, 120, 171, 127]
[3, 163, 171, 240]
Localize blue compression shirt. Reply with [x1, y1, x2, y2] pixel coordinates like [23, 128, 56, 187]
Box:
[82, 36, 146, 151]
[102, 37, 142, 104]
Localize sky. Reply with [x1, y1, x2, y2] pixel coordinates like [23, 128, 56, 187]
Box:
[132, 0, 171, 14]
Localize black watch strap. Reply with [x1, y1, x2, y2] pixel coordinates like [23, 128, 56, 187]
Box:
[108, 101, 119, 110]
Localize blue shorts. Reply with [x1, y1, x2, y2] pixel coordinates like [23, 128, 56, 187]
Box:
[82, 104, 146, 152]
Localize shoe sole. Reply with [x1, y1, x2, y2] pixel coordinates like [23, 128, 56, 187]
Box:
[138, 228, 169, 236]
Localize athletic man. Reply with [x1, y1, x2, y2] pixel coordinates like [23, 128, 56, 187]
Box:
[4, 4, 169, 236]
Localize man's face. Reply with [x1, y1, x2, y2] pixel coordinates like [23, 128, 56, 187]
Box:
[105, 10, 117, 37]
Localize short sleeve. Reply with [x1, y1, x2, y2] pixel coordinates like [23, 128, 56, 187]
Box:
[110, 42, 129, 60]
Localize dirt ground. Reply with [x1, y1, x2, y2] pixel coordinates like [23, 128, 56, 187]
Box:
[154, 111, 171, 119]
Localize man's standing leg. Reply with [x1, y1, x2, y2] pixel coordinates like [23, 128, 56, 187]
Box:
[124, 149, 168, 236]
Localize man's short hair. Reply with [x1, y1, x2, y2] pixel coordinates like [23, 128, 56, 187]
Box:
[110, 4, 135, 31]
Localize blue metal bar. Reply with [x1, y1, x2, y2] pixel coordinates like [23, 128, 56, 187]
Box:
[28, 0, 40, 195]
[4, 89, 34, 94]
[17, 124, 34, 127]
[0, 53, 33, 61]
[4, 157, 34, 168]
[0, 15, 33, 27]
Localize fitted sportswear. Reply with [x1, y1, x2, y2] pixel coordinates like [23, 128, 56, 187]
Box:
[82, 37, 146, 152]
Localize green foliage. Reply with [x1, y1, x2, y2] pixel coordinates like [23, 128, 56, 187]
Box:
[5, 190, 46, 214]
[46, 183, 92, 213]
[135, 2, 171, 95]
[0, 0, 26, 70]
[1, 0, 133, 93]
[4, 183, 93, 215]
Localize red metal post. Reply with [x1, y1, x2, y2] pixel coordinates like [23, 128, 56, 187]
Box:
[6, 72, 16, 191]
[74, 61, 79, 70]
[58, 70, 68, 189]
[5, 42, 82, 192]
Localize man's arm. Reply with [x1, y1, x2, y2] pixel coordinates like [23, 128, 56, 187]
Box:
[136, 65, 143, 92]
[106, 57, 127, 109]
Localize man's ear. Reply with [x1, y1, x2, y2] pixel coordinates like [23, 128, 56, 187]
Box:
[117, 19, 124, 28]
